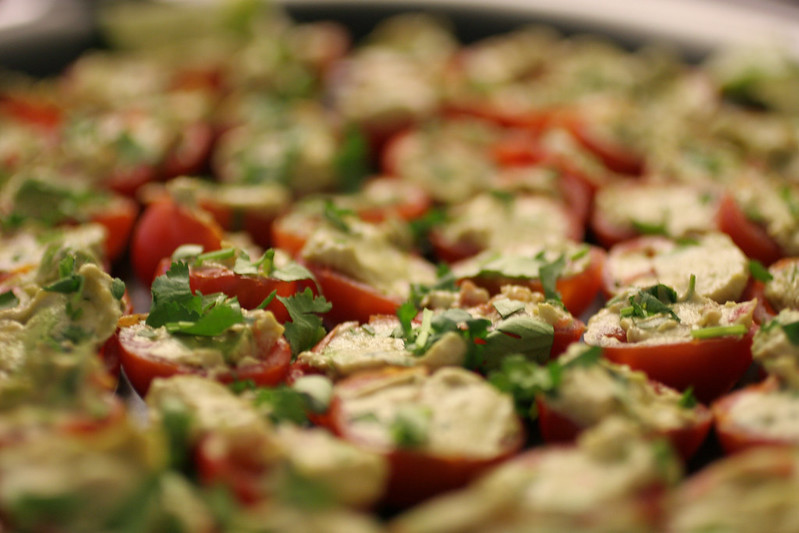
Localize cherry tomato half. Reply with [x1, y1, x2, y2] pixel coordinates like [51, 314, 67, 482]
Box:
[115, 315, 291, 397]
[131, 199, 223, 284]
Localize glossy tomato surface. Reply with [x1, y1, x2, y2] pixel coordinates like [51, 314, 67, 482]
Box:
[131, 199, 223, 284]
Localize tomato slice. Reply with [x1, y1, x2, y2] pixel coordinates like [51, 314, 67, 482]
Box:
[306, 263, 401, 325]
[131, 199, 223, 284]
[320, 367, 525, 508]
[152, 257, 309, 323]
[536, 381, 713, 461]
[716, 192, 783, 266]
[600, 329, 755, 404]
[115, 315, 291, 396]
[90, 195, 139, 264]
[712, 378, 797, 455]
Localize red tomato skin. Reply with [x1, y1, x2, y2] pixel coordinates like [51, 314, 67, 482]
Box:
[152, 258, 304, 323]
[131, 199, 223, 285]
[551, 317, 586, 358]
[91, 195, 139, 263]
[536, 384, 712, 461]
[712, 378, 796, 455]
[321, 369, 525, 508]
[115, 316, 291, 397]
[600, 328, 755, 404]
[457, 246, 606, 317]
[562, 118, 643, 176]
[305, 263, 400, 325]
[270, 216, 309, 258]
[716, 193, 783, 266]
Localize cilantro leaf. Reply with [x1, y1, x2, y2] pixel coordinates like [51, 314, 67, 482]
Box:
[277, 288, 331, 356]
[481, 316, 554, 369]
[780, 321, 799, 345]
[748, 259, 773, 283]
[538, 254, 566, 302]
[488, 355, 559, 417]
[254, 386, 310, 425]
[165, 298, 244, 336]
[492, 299, 525, 318]
[147, 261, 246, 337]
[146, 262, 202, 328]
[619, 284, 680, 322]
[0, 290, 19, 310]
[678, 387, 698, 408]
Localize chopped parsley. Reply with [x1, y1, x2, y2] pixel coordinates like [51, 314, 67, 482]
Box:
[488, 345, 603, 417]
[678, 387, 698, 408]
[631, 220, 668, 236]
[0, 290, 19, 310]
[254, 386, 310, 425]
[748, 259, 773, 283]
[322, 200, 355, 233]
[277, 288, 331, 356]
[146, 261, 245, 336]
[619, 284, 680, 322]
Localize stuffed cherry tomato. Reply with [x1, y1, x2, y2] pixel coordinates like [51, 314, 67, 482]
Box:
[299, 214, 436, 324]
[391, 418, 681, 533]
[452, 244, 605, 317]
[535, 345, 712, 460]
[320, 366, 524, 508]
[711, 378, 799, 454]
[591, 182, 721, 248]
[584, 285, 756, 403]
[153, 246, 317, 323]
[115, 308, 291, 396]
[602, 233, 748, 304]
[429, 192, 583, 263]
[744, 257, 799, 323]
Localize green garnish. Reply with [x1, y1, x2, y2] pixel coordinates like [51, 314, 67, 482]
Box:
[254, 386, 310, 425]
[619, 284, 680, 322]
[277, 288, 331, 356]
[492, 299, 526, 319]
[678, 387, 698, 408]
[488, 345, 602, 417]
[538, 253, 566, 303]
[0, 290, 19, 310]
[322, 200, 355, 233]
[111, 278, 126, 300]
[196, 248, 237, 264]
[631, 220, 668, 236]
[685, 274, 696, 300]
[334, 124, 369, 193]
[43, 255, 84, 294]
[390, 405, 431, 448]
[690, 324, 748, 339]
[748, 259, 773, 283]
[780, 321, 799, 345]
[146, 261, 245, 337]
